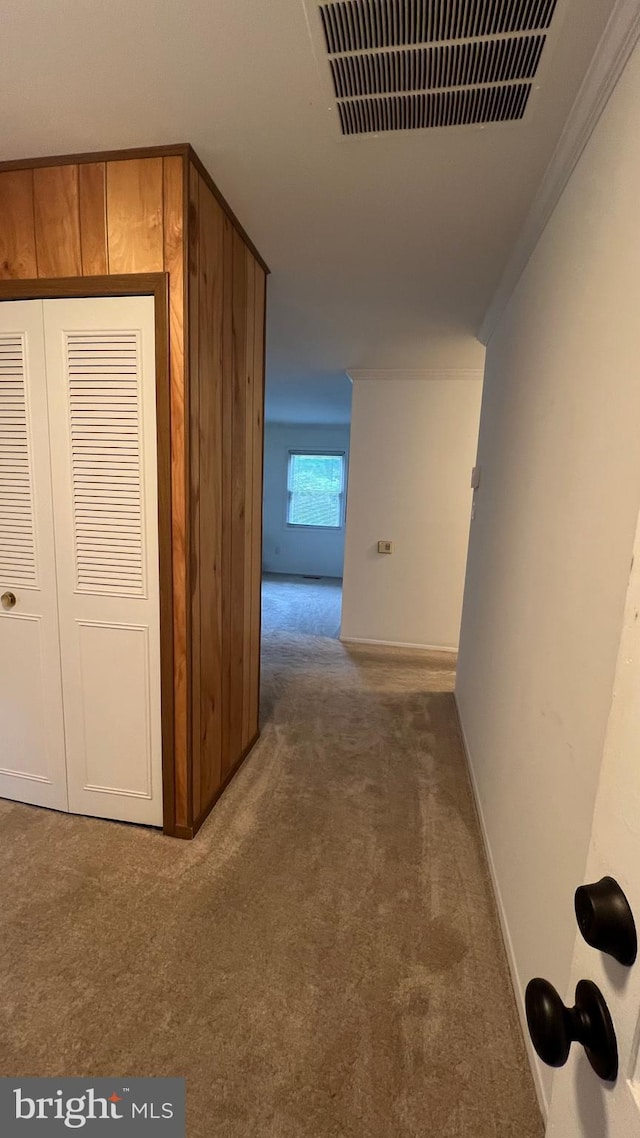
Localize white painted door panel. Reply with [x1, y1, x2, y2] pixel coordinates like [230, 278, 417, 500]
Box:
[0, 302, 68, 811]
[547, 511, 640, 1137]
[43, 296, 162, 826]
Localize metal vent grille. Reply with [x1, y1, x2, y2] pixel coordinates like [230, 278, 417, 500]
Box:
[317, 0, 558, 135]
[320, 0, 557, 53]
[338, 82, 531, 133]
[0, 334, 37, 587]
[330, 34, 544, 96]
[66, 331, 145, 597]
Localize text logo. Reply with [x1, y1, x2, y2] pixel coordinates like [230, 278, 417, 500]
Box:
[0, 1078, 185, 1135]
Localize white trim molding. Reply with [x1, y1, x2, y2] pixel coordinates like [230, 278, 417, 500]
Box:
[454, 693, 550, 1122]
[340, 635, 458, 654]
[346, 368, 484, 382]
[479, 0, 640, 346]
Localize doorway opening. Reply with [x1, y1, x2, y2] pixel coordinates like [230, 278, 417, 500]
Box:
[260, 392, 351, 642]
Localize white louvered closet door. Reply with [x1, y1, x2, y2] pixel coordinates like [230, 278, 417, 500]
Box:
[43, 296, 163, 826]
[0, 302, 69, 810]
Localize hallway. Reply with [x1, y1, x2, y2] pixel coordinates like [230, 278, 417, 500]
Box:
[0, 630, 541, 1136]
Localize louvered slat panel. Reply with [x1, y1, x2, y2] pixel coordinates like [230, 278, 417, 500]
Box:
[317, 0, 559, 134]
[320, 0, 558, 52]
[337, 81, 531, 133]
[0, 334, 37, 586]
[66, 331, 145, 596]
[330, 33, 545, 95]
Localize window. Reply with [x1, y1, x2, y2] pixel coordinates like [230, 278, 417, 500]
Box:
[287, 451, 345, 528]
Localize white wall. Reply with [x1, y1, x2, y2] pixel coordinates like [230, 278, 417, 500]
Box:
[547, 506, 640, 1137]
[262, 422, 350, 577]
[341, 374, 483, 650]
[456, 39, 640, 1114]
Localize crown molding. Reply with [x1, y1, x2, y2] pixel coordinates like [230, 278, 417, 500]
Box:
[347, 368, 484, 382]
[479, 0, 640, 346]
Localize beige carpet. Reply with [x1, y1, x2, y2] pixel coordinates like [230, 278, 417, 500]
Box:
[262, 573, 342, 638]
[0, 632, 542, 1138]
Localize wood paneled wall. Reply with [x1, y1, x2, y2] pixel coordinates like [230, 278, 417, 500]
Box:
[0, 144, 267, 837]
[188, 160, 265, 830]
[0, 156, 176, 279]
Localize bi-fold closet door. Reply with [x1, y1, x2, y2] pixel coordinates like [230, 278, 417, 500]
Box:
[0, 295, 163, 826]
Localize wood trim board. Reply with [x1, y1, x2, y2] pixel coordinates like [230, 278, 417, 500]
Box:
[172, 730, 260, 840]
[185, 146, 269, 274]
[0, 144, 190, 174]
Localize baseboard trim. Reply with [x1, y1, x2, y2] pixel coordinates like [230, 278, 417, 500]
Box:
[340, 635, 458, 654]
[262, 571, 343, 581]
[347, 368, 484, 383]
[453, 694, 549, 1122]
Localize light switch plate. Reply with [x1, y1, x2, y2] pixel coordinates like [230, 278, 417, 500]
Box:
[378, 540, 393, 554]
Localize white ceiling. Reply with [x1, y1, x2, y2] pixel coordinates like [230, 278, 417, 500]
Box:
[0, 0, 616, 423]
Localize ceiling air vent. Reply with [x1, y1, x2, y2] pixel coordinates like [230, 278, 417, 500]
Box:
[316, 0, 559, 135]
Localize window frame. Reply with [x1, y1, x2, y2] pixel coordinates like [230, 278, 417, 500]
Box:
[285, 449, 347, 531]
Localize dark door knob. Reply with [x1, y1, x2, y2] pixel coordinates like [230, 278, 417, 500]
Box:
[575, 876, 637, 965]
[525, 978, 617, 1081]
